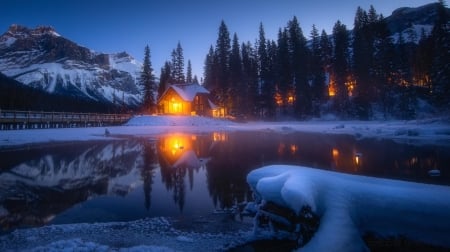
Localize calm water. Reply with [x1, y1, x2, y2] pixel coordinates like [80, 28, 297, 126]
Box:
[1, 131, 449, 233]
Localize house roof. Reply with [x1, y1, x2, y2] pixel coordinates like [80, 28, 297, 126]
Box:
[168, 83, 209, 102]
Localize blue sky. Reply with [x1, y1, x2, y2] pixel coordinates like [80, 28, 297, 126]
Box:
[1, 0, 436, 79]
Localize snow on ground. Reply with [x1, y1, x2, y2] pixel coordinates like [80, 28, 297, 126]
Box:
[1, 115, 449, 148]
[0, 216, 255, 252]
[247, 165, 450, 252]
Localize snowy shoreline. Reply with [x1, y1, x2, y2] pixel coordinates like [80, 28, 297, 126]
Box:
[1, 115, 449, 149]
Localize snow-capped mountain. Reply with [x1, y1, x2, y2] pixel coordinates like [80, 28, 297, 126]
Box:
[0, 25, 142, 106]
[385, 2, 450, 43]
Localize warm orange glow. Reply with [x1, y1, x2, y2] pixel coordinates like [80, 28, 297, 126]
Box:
[212, 108, 226, 117]
[213, 132, 227, 141]
[327, 74, 356, 97]
[290, 144, 298, 154]
[328, 84, 336, 97]
[354, 152, 362, 166]
[274, 92, 283, 106]
[332, 148, 339, 159]
[346, 75, 356, 97]
[159, 134, 192, 162]
[288, 96, 294, 104]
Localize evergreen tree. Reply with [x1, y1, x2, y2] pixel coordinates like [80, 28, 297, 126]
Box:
[186, 60, 193, 83]
[276, 28, 292, 115]
[319, 29, 332, 98]
[192, 75, 199, 84]
[332, 20, 350, 116]
[215, 20, 232, 111]
[258, 23, 275, 118]
[140, 45, 156, 113]
[310, 25, 326, 116]
[229, 33, 243, 114]
[241, 41, 259, 117]
[288, 16, 311, 118]
[171, 42, 185, 83]
[373, 16, 397, 118]
[203, 45, 217, 90]
[158, 61, 172, 99]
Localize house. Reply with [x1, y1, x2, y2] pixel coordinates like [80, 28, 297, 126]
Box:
[157, 83, 222, 117]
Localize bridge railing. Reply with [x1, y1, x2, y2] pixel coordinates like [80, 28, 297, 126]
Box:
[0, 110, 133, 130]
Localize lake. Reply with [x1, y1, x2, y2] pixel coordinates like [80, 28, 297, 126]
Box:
[1, 131, 449, 233]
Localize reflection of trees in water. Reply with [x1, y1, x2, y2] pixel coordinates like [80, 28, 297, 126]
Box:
[158, 152, 187, 212]
[206, 133, 257, 210]
[140, 140, 158, 211]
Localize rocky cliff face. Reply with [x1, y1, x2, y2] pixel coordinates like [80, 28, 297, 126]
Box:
[0, 25, 142, 106]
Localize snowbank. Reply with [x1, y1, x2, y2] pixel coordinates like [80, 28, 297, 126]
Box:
[247, 165, 450, 251]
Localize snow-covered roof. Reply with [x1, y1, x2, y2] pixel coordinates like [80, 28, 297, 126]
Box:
[169, 83, 209, 102]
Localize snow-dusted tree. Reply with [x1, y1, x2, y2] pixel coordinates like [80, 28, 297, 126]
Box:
[186, 60, 193, 83]
[171, 42, 185, 83]
[140, 45, 156, 113]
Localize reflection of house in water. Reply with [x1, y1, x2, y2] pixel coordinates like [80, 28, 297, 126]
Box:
[157, 134, 214, 211]
[158, 134, 212, 169]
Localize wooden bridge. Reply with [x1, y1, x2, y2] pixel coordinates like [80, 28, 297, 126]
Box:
[0, 110, 133, 130]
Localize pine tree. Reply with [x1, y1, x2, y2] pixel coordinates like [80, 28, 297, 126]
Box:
[352, 6, 375, 119]
[319, 29, 332, 100]
[203, 45, 217, 90]
[258, 23, 274, 118]
[332, 20, 350, 116]
[186, 60, 193, 83]
[171, 42, 185, 83]
[288, 16, 311, 118]
[277, 28, 292, 115]
[215, 20, 231, 111]
[242, 41, 259, 117]
[373, 16, 397, 118]
[310, 25, 326, 116]
[140, 45, 156, 113]
[229, 33, 243, 114]
[158, 61, 172, 99]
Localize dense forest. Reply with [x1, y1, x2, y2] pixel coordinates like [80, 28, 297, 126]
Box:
[197, 2, 450, 120]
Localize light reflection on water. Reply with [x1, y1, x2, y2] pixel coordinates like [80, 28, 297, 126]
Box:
[0, 131, 449, 232]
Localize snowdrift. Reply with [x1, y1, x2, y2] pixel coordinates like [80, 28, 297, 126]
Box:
[246, 165, 450, 251]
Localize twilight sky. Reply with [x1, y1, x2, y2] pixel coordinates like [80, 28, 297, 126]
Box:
[1, 0, 436, 79]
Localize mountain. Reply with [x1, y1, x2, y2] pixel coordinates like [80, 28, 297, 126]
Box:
[385, 2, 450, 42]
[0, 25, 142, 108]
